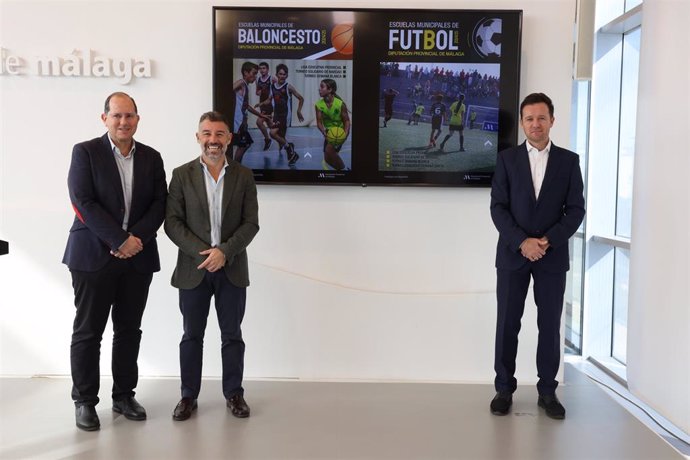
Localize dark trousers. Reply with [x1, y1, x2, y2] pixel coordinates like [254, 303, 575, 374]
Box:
[70, 258, 152, 406]
[179, 271, 246, 399]
[494, 265, 566, 396]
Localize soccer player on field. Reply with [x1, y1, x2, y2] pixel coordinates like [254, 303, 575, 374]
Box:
[440, 93, 466, 152]
[428, 94, 446, 148]
[315, 78, 350, 171]
[382, 88, 399, 127]
[408, 101, 424, 125]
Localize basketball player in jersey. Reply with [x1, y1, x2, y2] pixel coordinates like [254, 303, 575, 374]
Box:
[232, 61, 269, 164]
[265, 64, 304, 166]
[255, 62, 274, 151]
[428, 94, 446, 148]
[315, 78, 350, 171]
[440, 93, 466, 152]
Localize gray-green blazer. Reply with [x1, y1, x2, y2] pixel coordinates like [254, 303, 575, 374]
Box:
[165, 157, 259, 289]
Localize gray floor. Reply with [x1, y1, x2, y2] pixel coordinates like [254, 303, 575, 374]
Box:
[0, 365, 684, 460]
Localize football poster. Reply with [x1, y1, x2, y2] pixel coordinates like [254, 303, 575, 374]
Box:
[377, 17, 503, 181]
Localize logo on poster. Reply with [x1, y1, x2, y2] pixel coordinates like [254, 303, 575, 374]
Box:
[472, 18, 502, 57]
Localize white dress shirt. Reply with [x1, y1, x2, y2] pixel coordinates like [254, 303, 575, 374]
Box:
[526, 139, 551, 199]
[108, 137, 135, 231]
[200, 157, 228, 247]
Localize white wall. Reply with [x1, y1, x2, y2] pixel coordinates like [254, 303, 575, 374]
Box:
[0, 0, 576, 384]
[627, 0, 690, 434]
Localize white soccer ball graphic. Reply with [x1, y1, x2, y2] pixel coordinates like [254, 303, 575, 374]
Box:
[475, 18, 502, 57]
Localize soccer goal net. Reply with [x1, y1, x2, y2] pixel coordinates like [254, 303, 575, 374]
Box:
[466, 105, 499, 132]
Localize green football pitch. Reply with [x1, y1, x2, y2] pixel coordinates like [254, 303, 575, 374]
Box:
[378, 117, 497, 173]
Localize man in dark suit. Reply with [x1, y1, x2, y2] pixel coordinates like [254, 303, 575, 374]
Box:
[165, 111, 259, 421]
[489, 93, 585, 419]
[63, 92, 167, 431]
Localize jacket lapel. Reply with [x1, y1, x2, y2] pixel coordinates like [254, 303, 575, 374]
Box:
[130, 141, 145, 213]
[517, 142, 537, 204]
[537, 143, 563, 205]
[100, 134, 125, 209]
[221, 161, 237, 222]
[189, 160, 211, 226]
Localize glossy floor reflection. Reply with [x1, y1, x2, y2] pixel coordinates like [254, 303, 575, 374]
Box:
[0, 364, 683, 460]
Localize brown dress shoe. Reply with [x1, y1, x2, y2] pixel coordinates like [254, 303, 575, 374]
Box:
[172, 397, 198, 421]
[226, 394, 250, 418]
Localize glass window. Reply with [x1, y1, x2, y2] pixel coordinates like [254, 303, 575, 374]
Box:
[625, 0, 643, 12]
[582, 1, 642, 375]
[566, 80, 589, 354]
[612, 248, 630, 363]
[615, 27, 641, 238]
[566, 234, 585, 353]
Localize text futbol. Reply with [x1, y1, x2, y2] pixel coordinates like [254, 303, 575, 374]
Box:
[389, 29, 459, 51]
[238, 28, 324, 45]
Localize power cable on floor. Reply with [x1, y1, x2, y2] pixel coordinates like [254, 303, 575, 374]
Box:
[583, 372, 690, 447]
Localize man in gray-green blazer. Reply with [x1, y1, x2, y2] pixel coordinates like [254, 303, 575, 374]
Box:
[165, 111, 259, 421]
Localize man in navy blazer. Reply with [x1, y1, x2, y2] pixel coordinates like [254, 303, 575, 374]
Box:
[489, 93, 585, 419]
[63, 92, 167, 431]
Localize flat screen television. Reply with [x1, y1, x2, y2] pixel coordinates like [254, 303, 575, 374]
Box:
[214, 7, 522, 186]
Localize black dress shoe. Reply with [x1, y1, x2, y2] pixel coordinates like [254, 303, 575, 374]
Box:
[172, 397, 198, 421]
[538, 394, 566, 419]
[490, 392, 513, 415]
[112, 396, 147, 421]
[226, 394, 250, 418]
[75, 405, 100, 431]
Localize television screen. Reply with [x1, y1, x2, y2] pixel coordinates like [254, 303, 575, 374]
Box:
[214, 8, 522, 186]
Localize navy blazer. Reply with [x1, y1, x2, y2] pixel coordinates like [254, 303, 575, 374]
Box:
[63, 133, 167, 273]
[490, 142, 585, 272]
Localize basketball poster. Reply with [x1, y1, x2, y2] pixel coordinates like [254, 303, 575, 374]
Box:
[214, 8, 522, 186]
[215, 10, 354, 176]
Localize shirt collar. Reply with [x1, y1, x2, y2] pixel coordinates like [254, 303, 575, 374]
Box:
[526, 139, 552, 154]
[108, 136, 136, 157]
[199, 156, 229, 171]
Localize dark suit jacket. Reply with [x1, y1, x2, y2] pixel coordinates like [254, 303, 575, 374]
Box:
[490, 142, 585, 272]
[164, 157, 259, 289]
[62, 134, 167, 273]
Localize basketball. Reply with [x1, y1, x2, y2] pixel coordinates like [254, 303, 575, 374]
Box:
[326, 126, 347, 145]
[331, 23, 354, 55]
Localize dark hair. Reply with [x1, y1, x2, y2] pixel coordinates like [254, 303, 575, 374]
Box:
[104, 92, 138, 114]
[198, 111, 230, 131]
[259, 61, 269, 68]
[241, 61, 259, 75]
[276, 63, 288, 75]
[520, 92, 554, 118]
[321, 78, 342, 100]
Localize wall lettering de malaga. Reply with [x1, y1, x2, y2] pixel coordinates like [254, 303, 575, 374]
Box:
[1, 47, 151, 85]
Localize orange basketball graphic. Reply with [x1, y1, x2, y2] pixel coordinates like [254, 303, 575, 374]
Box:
[331, 23, 354, 55]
